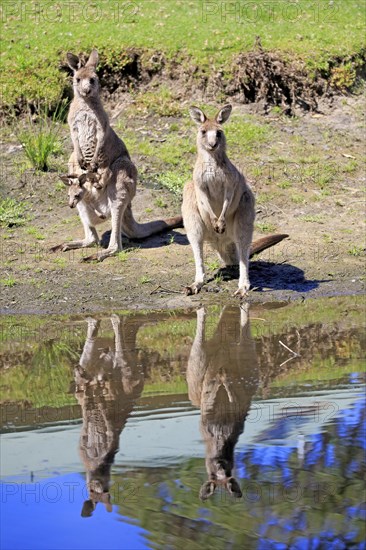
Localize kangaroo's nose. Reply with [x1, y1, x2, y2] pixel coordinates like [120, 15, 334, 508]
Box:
[206, 130, 218, 149]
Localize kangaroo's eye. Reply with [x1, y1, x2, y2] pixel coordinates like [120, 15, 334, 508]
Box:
[76, 78, 80, 83]
[90, 78, 95, 84]
[201, 129, 206, 135]
[217, 130, 222, 137]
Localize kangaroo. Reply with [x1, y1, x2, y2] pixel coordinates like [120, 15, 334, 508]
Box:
[186, 305, 258, 500]
[51, 50, 182, 260]
[75, 314, 145, 517]
[182, 104, 288, 296]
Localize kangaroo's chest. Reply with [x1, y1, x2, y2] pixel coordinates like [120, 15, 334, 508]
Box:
[73, 110, 100, 162]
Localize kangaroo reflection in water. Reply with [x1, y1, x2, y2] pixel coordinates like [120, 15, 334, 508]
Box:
[74, 314, 144, 517]
[186, 305, 258, 500]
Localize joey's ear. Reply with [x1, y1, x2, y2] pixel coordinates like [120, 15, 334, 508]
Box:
[215, 104, 232, 124]
[226, 477, 242, 498]
[85, 49, 99, 69]
[59, 174, 71, 186]
[78, 173, 88, 186]
[189, 106, 207, 124]
[66, 52, 81, 72]
[199, 481, 216, 501]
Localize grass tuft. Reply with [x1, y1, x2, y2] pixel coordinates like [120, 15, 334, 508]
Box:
[0, 198, 28, 228]
[16, 102, 67, 171]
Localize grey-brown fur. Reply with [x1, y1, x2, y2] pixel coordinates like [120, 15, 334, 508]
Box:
[52, 50, 182, 261]
[182, 105, 255, 296]
[186, 305, 258, 500]
[75, 315, 144, 517]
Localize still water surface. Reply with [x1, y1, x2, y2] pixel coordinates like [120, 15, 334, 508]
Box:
[0, 296, 365, 549]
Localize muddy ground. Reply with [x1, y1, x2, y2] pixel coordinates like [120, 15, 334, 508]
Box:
[0, 93, 365, 314]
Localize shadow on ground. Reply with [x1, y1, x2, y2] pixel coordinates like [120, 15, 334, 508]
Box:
[101, 230, 189, 249]
[216, 260, 330, 293]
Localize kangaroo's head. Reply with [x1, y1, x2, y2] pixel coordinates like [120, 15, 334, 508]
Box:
[60, 172, 101, 208]
[81, 473, 113, 518]
[189, 104, 232, 153]
[59, 174, 86, 208]
[66, 50, 100, 99]
[199, 444, 242, 501]
[199, 476, 242, 501]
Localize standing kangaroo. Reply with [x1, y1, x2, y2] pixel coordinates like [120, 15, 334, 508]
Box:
[182, 105, 288, 296]
[75, 314, 145, 517]
[186, 305, 258, 500]
[51, 50, 182, 261]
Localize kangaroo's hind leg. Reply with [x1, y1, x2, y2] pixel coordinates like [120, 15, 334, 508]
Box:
[182, 181, 206, 295]
[233, 195, 255, 298]
[83, 161, 135, 262]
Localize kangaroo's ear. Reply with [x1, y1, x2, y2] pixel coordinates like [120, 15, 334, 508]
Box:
[59, 174, 71, 186]
[189, 106, 207, 125]
[66, 53, 81, 72]
[199, 481, 216, 501]
[81, 499, 96, 518]
[85, 49, 99, 69]
[226, 477, 242, 498]
[215, 104, 232, 124]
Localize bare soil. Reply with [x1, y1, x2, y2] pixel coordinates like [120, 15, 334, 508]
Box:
[0, 94, 364, 314]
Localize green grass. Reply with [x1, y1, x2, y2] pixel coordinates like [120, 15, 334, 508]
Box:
[225, 116, 273, 154]
[290, 193, 306, 204]
[255, 222, 277, 233]
[154, 198, 167, 208]
[299, 214, 324, 223]
[0, 277, 17, 288]
[132, 86, 183, 117]
[0, 198, 28, 227]
[348, 245, 364, 257]
[125, 126, 196, 171]
[26, 226, 45, 240]
[155, 171, 188, 196]
[0, 0, 364, 109]
[139, 275, 153, 284]
[207, 259, 221, 271]
[117, 248, 138, 262]
[16, 105, 66, 171]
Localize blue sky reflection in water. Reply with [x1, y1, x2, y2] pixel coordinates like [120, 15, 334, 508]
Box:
[0, 297, 365, 549]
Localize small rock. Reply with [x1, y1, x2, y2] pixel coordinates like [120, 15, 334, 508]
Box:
[7, 145, 23, 154]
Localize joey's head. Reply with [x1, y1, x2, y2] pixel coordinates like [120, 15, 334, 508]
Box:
[189, 105, 232, 154]
[59, 174, 86, 208]
[66, 50, 100, 100]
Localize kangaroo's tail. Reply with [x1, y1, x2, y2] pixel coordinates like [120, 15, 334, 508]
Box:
[121, 204, 183, 239]
[250, 234, 289, 257]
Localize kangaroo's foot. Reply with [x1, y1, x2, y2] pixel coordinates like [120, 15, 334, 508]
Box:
[233, 283, 251, 299]
[49, 240, 97, 253]
[184, 281, 204, 295]
[82, 246, 119, 263]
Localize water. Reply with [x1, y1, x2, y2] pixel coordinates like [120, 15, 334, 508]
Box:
[0, 296, 365, 549]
